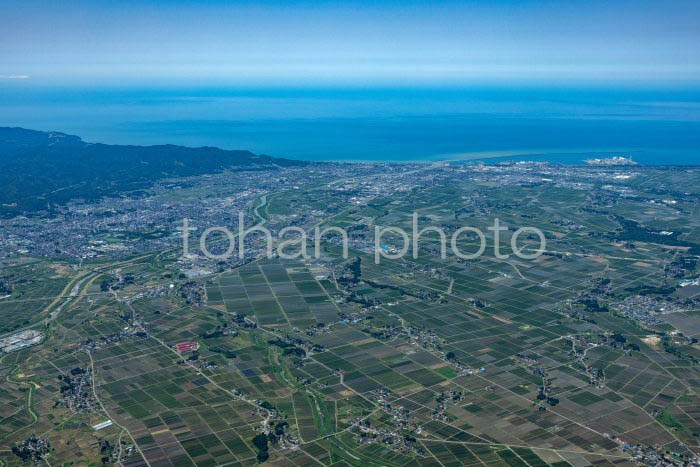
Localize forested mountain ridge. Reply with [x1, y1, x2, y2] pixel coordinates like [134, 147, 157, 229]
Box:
[0, 127, 304, 216]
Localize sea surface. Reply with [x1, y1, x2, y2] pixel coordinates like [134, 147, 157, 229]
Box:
[1, 85, 699, 164]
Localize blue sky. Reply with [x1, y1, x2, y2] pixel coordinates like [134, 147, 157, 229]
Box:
[2, 0, 699, 86]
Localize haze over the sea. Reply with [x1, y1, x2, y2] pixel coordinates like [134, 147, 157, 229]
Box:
[1, 85, 699, 164]
[2, 0, 699, 163]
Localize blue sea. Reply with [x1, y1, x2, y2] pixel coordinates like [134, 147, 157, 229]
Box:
[1, 85, 699, 164]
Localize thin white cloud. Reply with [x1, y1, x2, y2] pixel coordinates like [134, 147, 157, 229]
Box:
[0, 74, 29, 79]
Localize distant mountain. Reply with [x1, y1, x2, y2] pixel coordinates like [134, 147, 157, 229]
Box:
[0, 127, 305, 217]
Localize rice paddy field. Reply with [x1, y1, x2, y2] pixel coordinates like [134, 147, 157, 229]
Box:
[1, 164, 700, 466]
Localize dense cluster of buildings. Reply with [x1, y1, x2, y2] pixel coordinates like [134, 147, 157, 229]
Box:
[612, 295, 690, 326]
[0, 162, 409, 261]
[79, 325, 148, 352]
[352, 418, 425, 455]
[55, 367, 99, 413]
[12, 435, 51, 462]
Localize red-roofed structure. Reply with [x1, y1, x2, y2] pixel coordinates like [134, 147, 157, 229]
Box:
[175, 341, 200, 352]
